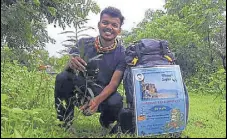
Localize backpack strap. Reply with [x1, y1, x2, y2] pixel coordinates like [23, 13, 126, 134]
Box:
[159, 40, 175, 64]
[128, 41, 141, 66]
[135, 41, 141, 59]
[159, 41, 166, 56]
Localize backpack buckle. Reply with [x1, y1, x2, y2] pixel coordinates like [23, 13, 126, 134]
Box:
[130, 57, 138, 66]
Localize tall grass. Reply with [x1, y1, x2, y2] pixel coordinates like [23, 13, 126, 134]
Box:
[1, 61, 226, 138]
[1, 61, 68, 138]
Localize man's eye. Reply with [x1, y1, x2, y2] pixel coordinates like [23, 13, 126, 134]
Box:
[102, 21, 108, 25]
[112, 24, 119, 28]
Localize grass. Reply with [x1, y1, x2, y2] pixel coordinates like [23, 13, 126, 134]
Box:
[66, 93, 226, 138]
[1, 62, 226, 138]
[182, 93, 226, 138]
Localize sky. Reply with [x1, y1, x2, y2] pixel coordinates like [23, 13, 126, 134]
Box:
[45, 0, 165, 57]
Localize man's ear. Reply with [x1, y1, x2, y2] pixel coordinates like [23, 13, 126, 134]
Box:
[98, 22, 100, 29]
[117, 28, 121, 35]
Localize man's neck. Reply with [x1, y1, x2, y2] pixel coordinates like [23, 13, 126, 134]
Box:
[99, 36, 115, 48]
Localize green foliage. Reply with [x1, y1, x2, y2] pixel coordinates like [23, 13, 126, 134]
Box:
[123, 13, 202, 77]
[1, 0, 54, 50]
[58, 25, 97, 55]
[186, 68, 226, 99]
[1, 0, 100, 51]
[1, 63, 225, 138]
[208, 69, 226, 98]
[164, 0, 226, 73]
[1, 0, 226, 138]
[1, 46, 52, 71]
[1, 60, 69, 138]
[122, 0, 226, 79]
[48, 54, 70, 72]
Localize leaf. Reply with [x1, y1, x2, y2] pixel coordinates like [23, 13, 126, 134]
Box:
[194, 121, 205, 128]
[77, 27, 96, 34]
[87, 87, 94, 98]
[48, 7, 57, 16]
[1, 94, 9, 103]
[219, 83, 226, 90]
[33, 0, 40, 6]
[32, 111, 39, 115]
[13, 60, 18, 65]
[66, 36, 77, 39]
[74, 85, 83, 94]
[61, 39, 77, 43]
[59, 31, 75, 35]
[91, 83, 103, 90]
[22, 120, 30, 123]
[74, 18, 89, 24]
[217, 69, 225, 74]
[77, 34, 95, 38]
[84, 55, 89, 63]
[79, 41, 85, 58]
[11, 108, 23, 113]
[1, 117, 8, 121]
[33, 117, 45, 124]
[1, 106, 10, 111]
[14, 129, 22, 138]
[62, 44, 75, 48]
[1, 16, 8, 25]
[88, 54, 103, 63]
[62, 100, 67, 109]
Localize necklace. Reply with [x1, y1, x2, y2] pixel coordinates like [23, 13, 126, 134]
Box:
[94, 36, 117, 53]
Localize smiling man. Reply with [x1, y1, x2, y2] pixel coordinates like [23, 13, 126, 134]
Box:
[54, 7, 126, 134]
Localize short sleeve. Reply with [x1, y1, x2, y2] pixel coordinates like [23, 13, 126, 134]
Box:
[69, 37, 95, 56]
[69, 40, 80, 55]
[115, 46, 127, 72]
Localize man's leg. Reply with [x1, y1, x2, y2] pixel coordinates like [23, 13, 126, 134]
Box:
[54, 71, 83, 129]
[98, 92, 123, 129]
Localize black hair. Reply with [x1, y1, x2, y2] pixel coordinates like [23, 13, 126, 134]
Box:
[100, 6, 125, 26]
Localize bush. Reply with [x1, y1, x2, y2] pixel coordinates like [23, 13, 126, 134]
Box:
[1, 61, 69, 138]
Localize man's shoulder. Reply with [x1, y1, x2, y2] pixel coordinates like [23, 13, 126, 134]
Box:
[69, 37, 95, 54]
[78, 37, 95, 46]
[116, 40, 126, 52]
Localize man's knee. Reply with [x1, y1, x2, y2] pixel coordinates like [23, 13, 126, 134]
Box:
[55, 71, 75, 97]
[56, 70, 74, 83]
[107, 92, 123, 108]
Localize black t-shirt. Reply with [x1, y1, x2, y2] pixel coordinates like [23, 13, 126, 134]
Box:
[69, 37, 126, 86]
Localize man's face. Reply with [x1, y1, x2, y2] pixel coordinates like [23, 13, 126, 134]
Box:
[98, 14, 121, 41]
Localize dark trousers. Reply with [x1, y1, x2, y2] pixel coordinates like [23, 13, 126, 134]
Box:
[54, 70, 123, 128]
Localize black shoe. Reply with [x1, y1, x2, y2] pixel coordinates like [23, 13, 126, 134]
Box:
[57, 119, 73, 131]
[100, 122, 119, 136]
[109, 122, 120, 134]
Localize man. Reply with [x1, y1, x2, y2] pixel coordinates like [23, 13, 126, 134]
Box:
[54, 6, 126, 134]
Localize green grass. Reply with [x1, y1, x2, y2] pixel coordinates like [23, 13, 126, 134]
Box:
[66, 93, 226, 138]
[1, 62, 226, 138]
[182, 93, 226, 138]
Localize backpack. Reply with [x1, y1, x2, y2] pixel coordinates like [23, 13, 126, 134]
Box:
[119, 39, 189, 135]
[123, 39, 176, 107]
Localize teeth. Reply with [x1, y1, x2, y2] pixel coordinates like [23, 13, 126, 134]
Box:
[105, 32, 111, 35]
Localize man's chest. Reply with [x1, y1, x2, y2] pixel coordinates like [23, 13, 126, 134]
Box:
[84, 47, 118, 72]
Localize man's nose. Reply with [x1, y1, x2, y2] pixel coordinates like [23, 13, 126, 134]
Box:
[106, 24, 113, 29]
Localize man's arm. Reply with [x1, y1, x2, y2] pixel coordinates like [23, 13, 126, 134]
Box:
[65, 39, 87, 72]
[96, 70, 123, 103]
[81, 46, 127, 113]
[83, 70, 124, 113]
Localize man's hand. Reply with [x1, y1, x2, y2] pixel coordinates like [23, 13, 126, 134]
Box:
[69, 56, 87, 72]
[80, 96, 101, 114]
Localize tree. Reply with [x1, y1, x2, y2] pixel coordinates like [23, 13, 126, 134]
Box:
[211, 21, 226, 71]
[1, 0, 100, 51]
[122, 0, 226, 77]
[165, 0, 226, 72]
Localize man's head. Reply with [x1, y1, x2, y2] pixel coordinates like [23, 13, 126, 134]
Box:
[98, 6, 125, 41]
